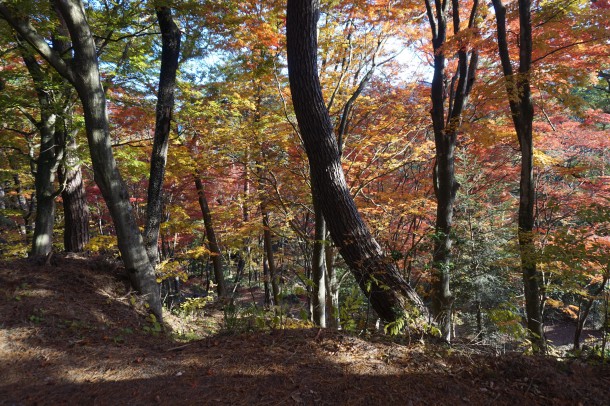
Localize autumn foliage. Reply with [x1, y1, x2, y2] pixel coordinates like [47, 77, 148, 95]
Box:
[0, 0, 608, 352]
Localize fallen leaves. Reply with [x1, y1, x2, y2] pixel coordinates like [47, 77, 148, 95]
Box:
[1, 256, 609, 405]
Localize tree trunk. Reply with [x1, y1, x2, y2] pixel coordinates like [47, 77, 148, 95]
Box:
[20, 50, 61, 258]
[573, 298, 592, 351]
[492, 0, 545, 352]
[0, 182, 5, 210]
[30, 114, 58, 258]
[425, 0, 479, 342]
[12, 174, 33, 239]
[143, 5, 181, 264]
[262, 205, 280, 306]
[286, 0, 427, 323]
[194, 175, 226, 297]
[325, 244, 340, 329]
[476, 296, 484, 339]
[236, 158, 252, 289]
[312, 194, 327, 327]
[59, 134, 91, 252]
[573, 277, 607, 350]
[48, 10, 90, 253]
[263, 257, 272, 307]
[428, 10, 453, 337]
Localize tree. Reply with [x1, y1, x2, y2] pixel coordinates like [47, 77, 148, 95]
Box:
[142, 4, 181, 264]
[0, 0, 162, 319]
[491, 0, 545, 352]
[59, 129, 91, 253]
[424, 0, 479, 341]
[286, 0, 427, 323]
[311, 193, 327, 326]
[20, 21, 90, 255]
[194, 174, 227, 297]
[19, 45, 62, 258]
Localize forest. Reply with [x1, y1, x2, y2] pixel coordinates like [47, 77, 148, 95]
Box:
[0, 0, 609, 403]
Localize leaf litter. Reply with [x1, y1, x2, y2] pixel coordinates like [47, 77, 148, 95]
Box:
[0, 255, 609, 405]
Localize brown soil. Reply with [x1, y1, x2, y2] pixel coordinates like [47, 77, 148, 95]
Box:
[1, 255, 609, 405]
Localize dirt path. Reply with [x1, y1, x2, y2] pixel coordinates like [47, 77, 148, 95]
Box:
[1, 256, 609, 405]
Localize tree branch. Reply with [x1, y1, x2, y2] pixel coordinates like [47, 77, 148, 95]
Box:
[0, 3, 74, 83]
[532, 35, 610, 64]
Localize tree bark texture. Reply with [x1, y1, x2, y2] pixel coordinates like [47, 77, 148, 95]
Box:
[59, 133, 90, 252]
[194, 175, 226, 297]
[287, 0, 427, 323]
[143, 5, 181, 264]
[0, 0, 163, 319]
[492, 0, 545, 352]
[425, 0, 479, 342]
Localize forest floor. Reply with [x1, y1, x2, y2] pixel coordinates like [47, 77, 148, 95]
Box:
[1, 255, 609, 405]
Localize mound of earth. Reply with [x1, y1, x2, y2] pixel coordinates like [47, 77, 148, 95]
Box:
[1, 255, 609, 405]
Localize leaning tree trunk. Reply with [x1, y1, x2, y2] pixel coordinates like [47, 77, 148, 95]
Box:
[492, 0, 545, 352]
[286, 0, 427, 323]
[64, 0, 162, 319]
[73, 47, 163, 318]
[194, 175, 226, 297]
[143, 5, 181, 264]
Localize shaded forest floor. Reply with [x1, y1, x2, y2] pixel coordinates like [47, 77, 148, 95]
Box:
[1, 255, 609, 405]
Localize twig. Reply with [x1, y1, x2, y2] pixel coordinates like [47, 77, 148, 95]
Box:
[165, 343, 192, 352]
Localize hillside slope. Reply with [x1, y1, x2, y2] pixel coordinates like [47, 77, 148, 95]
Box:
[1, 255, 609, 405]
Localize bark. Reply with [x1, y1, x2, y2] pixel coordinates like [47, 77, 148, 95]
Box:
[287, 0, 427, 323]
[58, 132, 91, 252]
[194, 175, 226, 297]
[143, 5, 181, 264]
[0, 1, 163, 320]
[312, 194, 327, 327]
[492, 0, 545, 352]
[425, 0, 479, 342]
